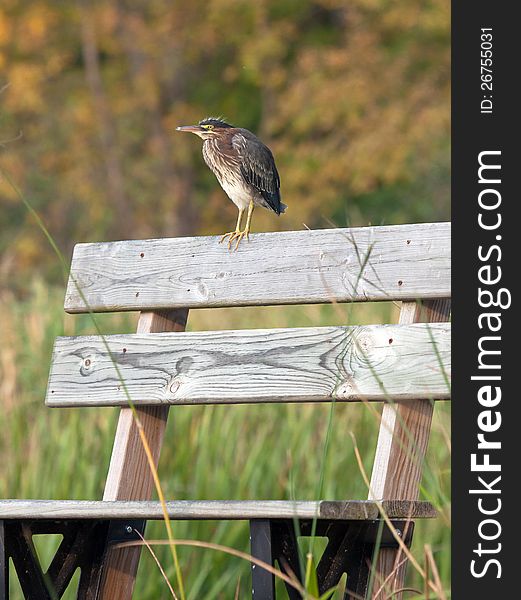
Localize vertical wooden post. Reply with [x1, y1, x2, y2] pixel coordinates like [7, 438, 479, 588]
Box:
[368, 299, 450, 600]
[99, 308, 188, 600]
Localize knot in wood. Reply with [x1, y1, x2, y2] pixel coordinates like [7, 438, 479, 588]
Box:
[196, 281, 209, 300]
[334, 376, 359, 399]
[80, 356, 94, 376]
[352, 329, 375, 360]
[169, 380, 180, 395]
[352, 327, 393, 369]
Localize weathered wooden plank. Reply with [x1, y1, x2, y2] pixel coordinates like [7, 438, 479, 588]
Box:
[99, 309, 188, 600]
[368, 299, 451, 600]
[64, 222, 451, 313]
[45, 323, 451, 407]
[0, 500, 437, 521]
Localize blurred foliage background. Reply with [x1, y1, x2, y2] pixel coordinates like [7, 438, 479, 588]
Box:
[1, 1, 450, 598]
[1, 0, 449, 293]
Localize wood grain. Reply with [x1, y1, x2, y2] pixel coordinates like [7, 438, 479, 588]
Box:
[45, 323, 451, 407]
[64, 222, 451, 313]
[99, 309, 188, 600]
[0, 500, 436, 521]
[368, 299, 451, 600]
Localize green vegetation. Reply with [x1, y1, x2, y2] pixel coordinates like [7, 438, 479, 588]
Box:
[1, 0, 450, 596]
[0, 282, 450, 598]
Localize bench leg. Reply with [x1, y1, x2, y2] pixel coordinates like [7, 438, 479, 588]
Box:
[368, 299, 450, 599]
[367, 520, 414, 600]
[343, 542, 372, 600]
[314, 522, 370, 599]
[250, 520, 276, 600]
[250, 519, 305, 600]
[7, 522, 53, 599]
[77, 521, 114, 600]
[99, 308, 188, 600]
[251, 520, 412, 600]
[0, 519, 137, 600]
[0, 521, 8, 600]
[270, 521, 303, 600]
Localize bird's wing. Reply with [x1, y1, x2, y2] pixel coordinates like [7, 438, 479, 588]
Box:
[232, 130, 282, 213]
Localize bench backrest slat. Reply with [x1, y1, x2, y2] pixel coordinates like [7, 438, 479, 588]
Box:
[46, 323, 451, 407]
[64, 222, 451, 313]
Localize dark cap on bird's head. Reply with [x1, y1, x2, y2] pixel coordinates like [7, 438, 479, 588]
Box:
[176, 117, 234, 138]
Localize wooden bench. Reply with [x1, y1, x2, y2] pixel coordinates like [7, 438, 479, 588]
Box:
[0, 222, 451, 600]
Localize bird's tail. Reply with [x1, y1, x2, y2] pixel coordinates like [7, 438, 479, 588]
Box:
[261, 189, 286, 215]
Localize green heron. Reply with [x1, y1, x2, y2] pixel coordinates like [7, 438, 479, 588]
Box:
[176, 118, 286, 250]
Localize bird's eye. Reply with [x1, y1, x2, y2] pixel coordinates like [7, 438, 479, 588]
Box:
[204, 124, 214, 130]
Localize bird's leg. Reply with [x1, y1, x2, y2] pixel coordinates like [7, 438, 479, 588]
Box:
[242, 199, 255, 242]
[220, 209, 244, 247]
[219, 201, 255, 250]
[230, 200, 254, 251]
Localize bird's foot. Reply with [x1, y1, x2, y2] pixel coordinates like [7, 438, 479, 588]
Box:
[219, 228, 250, 251]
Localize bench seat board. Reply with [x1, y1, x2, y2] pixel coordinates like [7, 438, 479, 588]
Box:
[0, 500, 437, 520]
[46, 323, 451, 407]
[64, 222, 451, 313]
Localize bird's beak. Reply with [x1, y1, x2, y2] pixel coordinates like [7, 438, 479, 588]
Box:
[175, 125, 202, 133]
